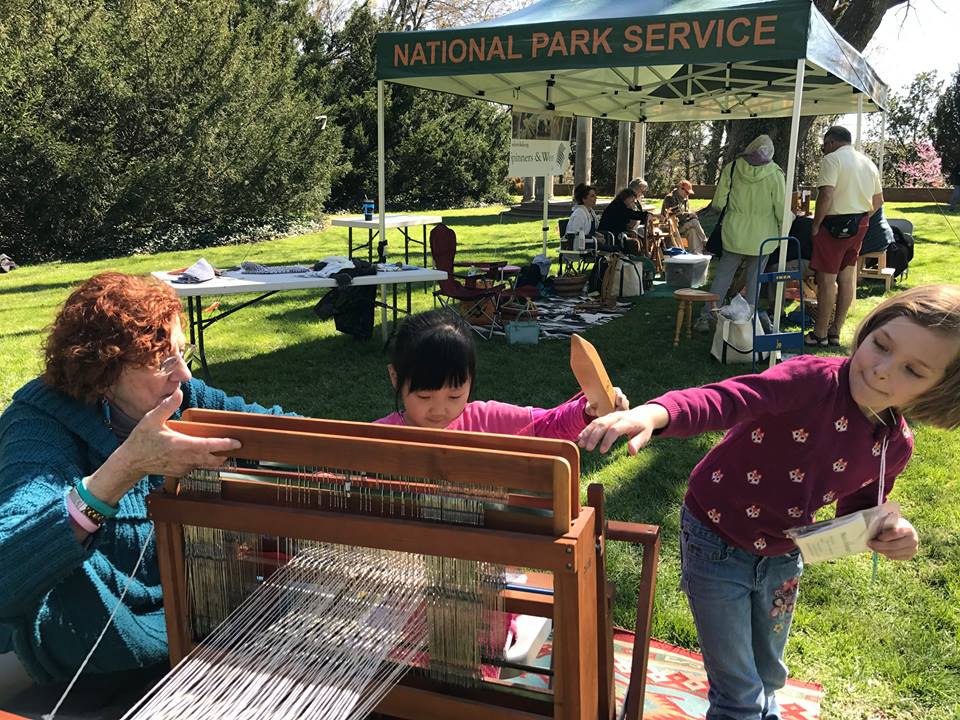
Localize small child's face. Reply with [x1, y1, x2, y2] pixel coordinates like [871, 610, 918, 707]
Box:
[850, 317, 960, 414]
[401, 381, 472, 429]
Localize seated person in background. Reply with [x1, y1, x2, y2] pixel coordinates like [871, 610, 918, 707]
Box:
[859, 206, 895, 256]
[765, 216, 814, 306]
[566, 183, 599, 245]
[629, 177, 649, 203]
[662, 179, 707, 253]
[627, 178, 650, 237]
[597, 188, 648, 251]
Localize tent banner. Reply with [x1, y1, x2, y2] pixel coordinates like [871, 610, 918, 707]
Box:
[508, 139, 570, 176]
[377, 6, 809, 79]
[508, 111, 572, 176]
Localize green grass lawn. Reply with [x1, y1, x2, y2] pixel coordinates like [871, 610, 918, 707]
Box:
[2, 202, 959, 718]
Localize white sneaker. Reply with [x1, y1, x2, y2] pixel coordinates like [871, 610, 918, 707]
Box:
[694, 316, 712, 334]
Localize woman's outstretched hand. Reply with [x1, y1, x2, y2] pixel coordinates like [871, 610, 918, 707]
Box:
[88, 388, 241, 506]
[584, 387, 630, 417]
[578, 403, 669, 455]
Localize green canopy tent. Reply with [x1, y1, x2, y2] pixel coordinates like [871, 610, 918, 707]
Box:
[373, 0, 888, 355]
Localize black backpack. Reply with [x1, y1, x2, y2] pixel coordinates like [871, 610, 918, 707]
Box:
[886, 226, 915, 280]
[516, 264, 544, 290]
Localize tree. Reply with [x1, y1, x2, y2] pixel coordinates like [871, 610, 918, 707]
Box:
[384, 0, 526, 31]
[589, 120, 705, 195]
[315, 5, 510, 211]
[872, 70, 943, 185]
[898, 140, 944, 187]
[931, 66, 960, 175]
[723, 0, 913, 173]
[702, 121, 728, 186]
[0, 0, 343, 262]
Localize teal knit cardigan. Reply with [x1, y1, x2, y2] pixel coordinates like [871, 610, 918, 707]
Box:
[0, 377, 286, 683]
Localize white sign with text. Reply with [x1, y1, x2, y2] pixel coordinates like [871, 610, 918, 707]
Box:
[508, 139, 570, 177]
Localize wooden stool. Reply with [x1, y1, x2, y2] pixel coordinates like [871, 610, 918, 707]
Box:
[673, 288, 721, 347]
[857, 250, 895, 291]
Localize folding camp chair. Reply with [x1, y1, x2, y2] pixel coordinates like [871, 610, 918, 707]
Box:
[429, 223, 509, 339]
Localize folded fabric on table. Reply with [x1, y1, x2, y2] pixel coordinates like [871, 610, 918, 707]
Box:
[175, 258, 216, 284]
[303, 258, 378, 286]
[240, 261, 310, 274]
[307, 259, 355, 278]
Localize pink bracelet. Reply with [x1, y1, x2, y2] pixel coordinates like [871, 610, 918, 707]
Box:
[66, 493, 100, 534]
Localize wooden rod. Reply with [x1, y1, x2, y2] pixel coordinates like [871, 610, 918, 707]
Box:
[169, 420, 567, 495]
[180, 409, 583, 515]
[147, 494, 582, 572]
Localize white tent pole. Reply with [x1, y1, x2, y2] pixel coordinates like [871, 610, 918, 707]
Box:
[631, 123, 641, 178]
[377, 81, 387, 329]
[878, 112, 886, 180]
[637, 122, 647, 178]
[377, 81, 386, 242]
[770, 58, 806, 368]
[615, 121, 631, 190]
[541, 175, 550, 255]
[855, 94, 863, 151]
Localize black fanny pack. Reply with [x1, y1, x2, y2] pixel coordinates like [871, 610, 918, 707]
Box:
[823, 213, 867, 239]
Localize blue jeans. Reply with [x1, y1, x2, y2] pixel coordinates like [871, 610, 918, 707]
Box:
[700, 250, 771, 320]
[680, 506, 804, 720]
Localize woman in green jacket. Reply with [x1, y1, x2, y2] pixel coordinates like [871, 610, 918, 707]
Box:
[695, 134, 785, 332]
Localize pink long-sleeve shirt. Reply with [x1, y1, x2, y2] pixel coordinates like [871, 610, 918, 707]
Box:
[375, 396, 591, 440]
[651, 355, 913, 556]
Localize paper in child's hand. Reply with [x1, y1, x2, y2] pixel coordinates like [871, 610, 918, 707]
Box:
[784, 501, 900, 564]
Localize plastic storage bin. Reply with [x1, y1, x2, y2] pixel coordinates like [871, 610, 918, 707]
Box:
[664, 254, 711, 288]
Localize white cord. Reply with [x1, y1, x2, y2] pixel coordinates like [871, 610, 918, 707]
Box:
[44, 527, 156, 720]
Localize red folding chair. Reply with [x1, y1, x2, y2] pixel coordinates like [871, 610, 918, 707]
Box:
[429, 224, 508, 339]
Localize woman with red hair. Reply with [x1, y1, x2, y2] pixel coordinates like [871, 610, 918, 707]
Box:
[0, 272, 291, 715]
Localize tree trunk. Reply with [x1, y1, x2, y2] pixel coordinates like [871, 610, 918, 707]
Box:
[703, 121, 727, 184]
[723, 0, 909, 181]
[723, 117, 817, 173]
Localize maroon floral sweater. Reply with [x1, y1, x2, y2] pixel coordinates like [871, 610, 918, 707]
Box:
[651, 355, 913, 556]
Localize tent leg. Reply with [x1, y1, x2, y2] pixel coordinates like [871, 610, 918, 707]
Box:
[855, 95, 863, 151]
[377, 81, 387, 328]
[878, 112, 886, 180]
[542, 175, 550, 256]
[770, 58, 806, 369]
[615, 121, 631, 190]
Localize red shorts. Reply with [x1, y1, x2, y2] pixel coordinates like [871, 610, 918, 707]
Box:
[810, 215, 869, 275]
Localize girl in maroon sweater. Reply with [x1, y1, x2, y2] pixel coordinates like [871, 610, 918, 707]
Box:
[580, 285, 960, 720]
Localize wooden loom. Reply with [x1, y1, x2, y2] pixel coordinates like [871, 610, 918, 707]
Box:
[147, 410, 660, 720]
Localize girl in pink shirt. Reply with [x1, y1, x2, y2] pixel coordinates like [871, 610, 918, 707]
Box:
[375, 309, 627, 437]
[579, 285, 960, 720]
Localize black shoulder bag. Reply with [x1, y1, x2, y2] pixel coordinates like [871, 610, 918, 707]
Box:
[705, 160, 736, 257]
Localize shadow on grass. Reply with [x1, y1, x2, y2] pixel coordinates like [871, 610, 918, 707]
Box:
[896, 204, 957, 215]
[0, 281, 79, 297]
[444, 211, 536, 228]
[0, 328, 45, 340]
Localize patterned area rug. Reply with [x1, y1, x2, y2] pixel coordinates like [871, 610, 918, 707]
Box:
[495, 295, 633, 340]
[493, 631, 823, 720]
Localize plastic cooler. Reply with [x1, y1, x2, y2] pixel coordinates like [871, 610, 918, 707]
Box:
[664, 254, 711, 288]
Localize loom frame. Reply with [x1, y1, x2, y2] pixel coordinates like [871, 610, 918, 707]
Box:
[147, 411, 659, 720]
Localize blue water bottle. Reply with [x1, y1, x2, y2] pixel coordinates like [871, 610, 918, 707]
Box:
[362, 198, 375, 221]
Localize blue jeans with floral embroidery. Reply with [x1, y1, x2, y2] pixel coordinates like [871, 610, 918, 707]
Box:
[680, 506, 804, 720]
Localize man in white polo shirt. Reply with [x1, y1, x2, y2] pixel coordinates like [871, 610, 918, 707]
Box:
[807, 126, 883, 347]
